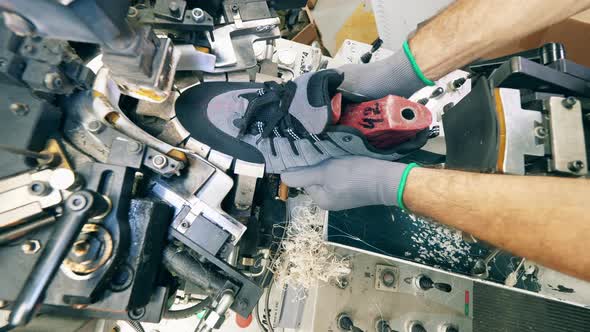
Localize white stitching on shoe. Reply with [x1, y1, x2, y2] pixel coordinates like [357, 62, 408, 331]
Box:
[286, 128, 300, 140]
[257, 121, 264, 135]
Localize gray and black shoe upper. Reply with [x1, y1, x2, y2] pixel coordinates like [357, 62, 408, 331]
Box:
[175, 69, 429, 174]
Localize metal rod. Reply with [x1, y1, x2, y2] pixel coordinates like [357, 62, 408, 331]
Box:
[0, 144, 54, 161]
[8, 191, 103, 328]
[0, 215, 56, 245]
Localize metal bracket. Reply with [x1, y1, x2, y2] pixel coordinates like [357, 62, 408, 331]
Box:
[0, 169, 67, 229]
[489, 56, 590, 97]
[209, 17, 281, 73]
[150, 181, 246, 245]
[495, 88, 545, 174]
[545, 97, 588, 175]
[170, 227, 262, 318]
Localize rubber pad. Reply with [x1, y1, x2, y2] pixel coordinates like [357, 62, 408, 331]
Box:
[442, 77, 499, 171]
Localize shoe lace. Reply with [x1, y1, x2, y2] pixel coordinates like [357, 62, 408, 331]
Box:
[237, 81, 301, 140]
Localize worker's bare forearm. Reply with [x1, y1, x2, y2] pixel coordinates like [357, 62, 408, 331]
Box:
[404, 168, 590, 281]
[410, 0, 590, 80]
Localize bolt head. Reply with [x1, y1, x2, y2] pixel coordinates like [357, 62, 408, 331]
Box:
[129, 307, 146, 320]
[21, 240, 41, 254]
[21, 242, 33, 252]
[534, 126, 547, 139]
[191, 8, 205, 22]
[44, 73, 63, 90]
[152, 154, 168, 169]
[127, 141, 142, 153]
[452, 77, 467, 89]
[430, 86, 445, 98]
[70, 234, 102, 263]
[169, 1, 179, 12]
[10, 103, 29, 116]
[417, 98, 429, 105]
[29, 181, 50, 196]
[72, 240, 91, 257]
[128, 6, 139, 18]
[68, 193, 88, 211]
[87, 120, 104, 134]
[562, 97, 577, 109]
[568, 160, 585, 172]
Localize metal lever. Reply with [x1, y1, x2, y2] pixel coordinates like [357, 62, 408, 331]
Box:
[415, 275, 452, 293]
[337, 313, 365, 332]
[7, 190, 107, 329]
[471, 248, 501, 279]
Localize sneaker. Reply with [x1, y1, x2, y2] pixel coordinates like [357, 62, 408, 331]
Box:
[175, 70, 429, 174]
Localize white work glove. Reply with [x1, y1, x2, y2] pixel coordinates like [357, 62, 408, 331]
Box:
[281, 156, 418, 211]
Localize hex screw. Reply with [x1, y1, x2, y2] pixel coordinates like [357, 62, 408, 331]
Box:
[10, 103, 29, 116]
[87, 120, 104, 133]
[430, 87, 445, 98]
[534, 126, 547, 139]
[152, 154, 168, 169]
[568, 160, 585, 172]
[191, 8, 205, 22]
[21, 240, 41, 254]
[562, 97, 577, 109]
[127, 141, 142, 153]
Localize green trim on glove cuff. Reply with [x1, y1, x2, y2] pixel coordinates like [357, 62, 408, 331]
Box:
[402, 41, 435, 86]
[397, 162, 420, 211]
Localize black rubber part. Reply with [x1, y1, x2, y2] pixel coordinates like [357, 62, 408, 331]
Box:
[307, 69, 344, 108]
[442, 77, 499, 172]
[175, 81, 266, 165]
[307, 69, 344, 127]
[162, 246, 225, 294]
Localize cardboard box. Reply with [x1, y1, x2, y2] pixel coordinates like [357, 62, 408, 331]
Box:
[292, 7, 319, 45]
[483, 9, 590, 67]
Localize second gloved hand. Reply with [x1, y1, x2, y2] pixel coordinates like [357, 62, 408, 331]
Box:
[337, 41, 434, 101]
[281, 156, 412, 211]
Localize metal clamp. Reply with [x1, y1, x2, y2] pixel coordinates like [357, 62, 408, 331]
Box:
[209, 17, 281, 73]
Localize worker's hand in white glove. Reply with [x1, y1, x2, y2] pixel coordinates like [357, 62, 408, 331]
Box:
[337, 42, 432, 101]
[280, 156, 416, 211]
